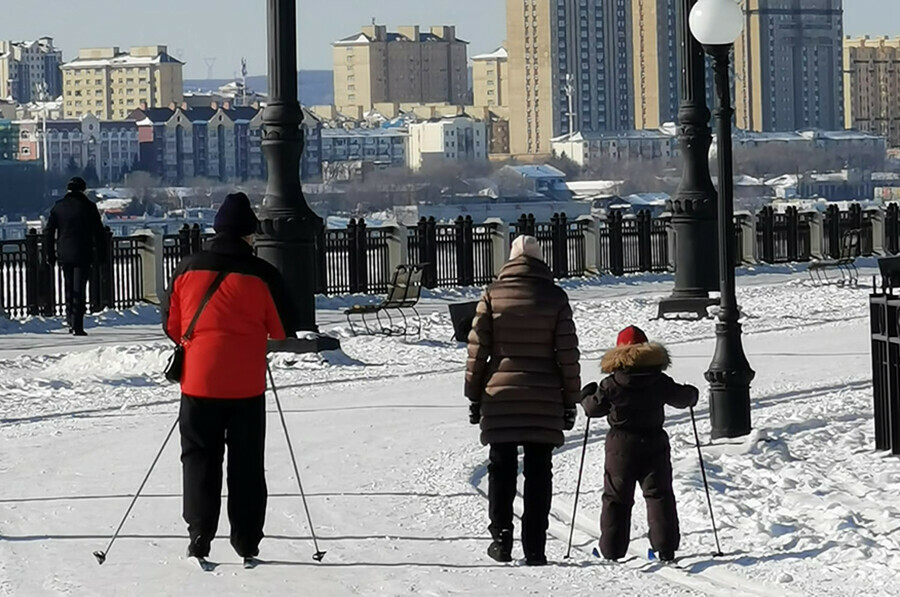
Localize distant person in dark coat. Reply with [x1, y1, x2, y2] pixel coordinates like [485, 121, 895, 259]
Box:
[466, 235, 581, 566]
[45, 177, 106, 335]
[581, 326, 699, 562]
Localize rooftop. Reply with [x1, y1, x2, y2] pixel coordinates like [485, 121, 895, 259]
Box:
[472, 47, 508, 61]
[504, 164, 567, 179]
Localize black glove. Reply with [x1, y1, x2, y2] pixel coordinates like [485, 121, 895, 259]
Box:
[564, 408, 577, 431]
[469, 402, 481, 425]
[580, 382, 599, 400]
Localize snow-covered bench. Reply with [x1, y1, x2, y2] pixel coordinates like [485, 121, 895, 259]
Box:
[808, 229, 861, 287]
[344, 263, 425, 337]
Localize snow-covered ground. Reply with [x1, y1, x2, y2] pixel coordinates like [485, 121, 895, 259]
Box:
[1, 266, 895, 596]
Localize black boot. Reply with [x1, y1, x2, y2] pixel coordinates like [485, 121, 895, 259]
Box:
[658, 550, 676, 562]
[487, 529, 513, 563]
[525, 553, 548, 566]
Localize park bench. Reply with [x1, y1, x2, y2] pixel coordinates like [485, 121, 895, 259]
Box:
[808, 229, 860, 287]
[344, 263, 425, 337]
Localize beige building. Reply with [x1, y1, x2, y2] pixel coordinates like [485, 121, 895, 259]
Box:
[332, 25, 468, 113]
[472, 47, 509, 109]
[630, 0, 680, 130]
[734, 0, 844, 132]
[61, 46, 183, 120]
[844, 36, 900, 148]
[407, 116, 488, 171]
[506, 0, 633, 157]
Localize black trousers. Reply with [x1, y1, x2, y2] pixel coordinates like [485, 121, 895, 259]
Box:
[179, 394, 267, 558]
[62, 264, 90, 332]
[488, 443, 554, 558]
[600, 429, 680, 560]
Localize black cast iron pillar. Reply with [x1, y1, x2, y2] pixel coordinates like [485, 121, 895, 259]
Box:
[657, 0, 719, 320]
[703, 44, 755, 439]
[256, 0, 322, 333]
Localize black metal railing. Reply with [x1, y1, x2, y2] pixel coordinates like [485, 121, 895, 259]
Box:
[4, 203, 899, 319]
[870, 283, 900, 456]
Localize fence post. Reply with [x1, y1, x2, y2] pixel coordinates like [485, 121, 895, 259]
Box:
[464, 216, 475, 286]
[637, 210, 652, 272]
[454, 216, 467, 286]
[869, 207, 885, 256]
[786, 206, 799, 262]
[577, 215, 600, 275]
[609, 210, 624, 277]
[385, 223, 408, 274]
[662, 211, 677, 271]
[735, 212, 757, 265]
[178, 224, 191, 258]
[134, 229, 165, 304]
[38, 228, 55, 316]
[190, 224, 202, 254]
[357, 219, 369, 293]
[553, 213, 569, 278]
[757, 206, 773, 264]
[25, 229, 41, 316]
[485, 218, 509, 279]
[346, 219, 360, 294]
[808, 209, 826, 259]
[314, 225, 326, 295]
[826, 204, 841, 259]
[423, 217, 438, 289]
[526, 213, 536, 237]
[886, 204, 899, 255]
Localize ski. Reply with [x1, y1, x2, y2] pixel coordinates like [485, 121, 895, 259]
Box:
[646, 549, 686, 570]
[195, 557, 217, 572]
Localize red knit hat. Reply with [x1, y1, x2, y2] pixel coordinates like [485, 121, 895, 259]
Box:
[616, 325, 648, 346]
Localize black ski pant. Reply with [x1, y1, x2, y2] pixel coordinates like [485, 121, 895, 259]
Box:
[488, 442, 554, 559]
[179, 394, 267, 558]
[62, 264, 90, 332]
[600, 428, 680, 560]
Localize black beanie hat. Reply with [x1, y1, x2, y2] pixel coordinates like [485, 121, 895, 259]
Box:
[214, 192, 259, 237]
[67, 177, 87, 192]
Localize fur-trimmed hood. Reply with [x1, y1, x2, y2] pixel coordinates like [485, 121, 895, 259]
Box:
[601, 342, 670, 374]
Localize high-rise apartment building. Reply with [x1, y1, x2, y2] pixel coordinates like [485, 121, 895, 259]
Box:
[734, 0, 844, 132]
[332, 25, 468, 112]
[0, 37, 63, 102]
[472, 47, 509, 109]
[507, 0, 634, 156]
[630, 0, 680, 130]
[61, 46, 183, 121]
[844, 36, 900, 148]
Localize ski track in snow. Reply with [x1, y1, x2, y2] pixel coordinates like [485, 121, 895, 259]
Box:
[0, 269, 894, 596]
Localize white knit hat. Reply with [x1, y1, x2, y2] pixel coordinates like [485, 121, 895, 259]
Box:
[510, 235, 544, 262]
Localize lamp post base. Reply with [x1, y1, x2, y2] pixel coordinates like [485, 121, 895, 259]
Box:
[704, 319, 755, 439]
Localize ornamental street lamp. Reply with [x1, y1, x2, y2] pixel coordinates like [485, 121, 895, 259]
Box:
[656, 0, 719, 320]
[257, 0, 337, 350]
[690, 0, 755, 439]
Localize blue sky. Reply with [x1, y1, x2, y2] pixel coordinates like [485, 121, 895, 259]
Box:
[2, 0, 896, 79]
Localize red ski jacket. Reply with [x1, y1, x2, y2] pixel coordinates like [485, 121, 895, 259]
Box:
[162, 235, 293, 398]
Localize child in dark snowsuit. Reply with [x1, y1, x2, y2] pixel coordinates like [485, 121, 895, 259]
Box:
[581, 325, 699, 562]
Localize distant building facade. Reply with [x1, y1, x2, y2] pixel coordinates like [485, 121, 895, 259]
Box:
[14, 114, 139, 183]
[472, 47, 509, 109]
[734, 0, 845, 132]
[0, 37, 63, 102]
[844, 36, 900, 148]
[506, 0, 634, 157]
[332, 25, 468, 112]
[62, 46, 184, 120]
[407, 117, 488, 171]
[320, 127, 407, 169]
[551, 128, 678, 166]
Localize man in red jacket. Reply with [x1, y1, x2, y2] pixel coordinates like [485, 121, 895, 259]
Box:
[162, 192, 295, 565]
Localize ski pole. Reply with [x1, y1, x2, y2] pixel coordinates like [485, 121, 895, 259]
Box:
[690, 407, 724, 557]
[565, 417, 591, 559]
[93, 415, 179, 565]
[267, 363, 326, 562]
